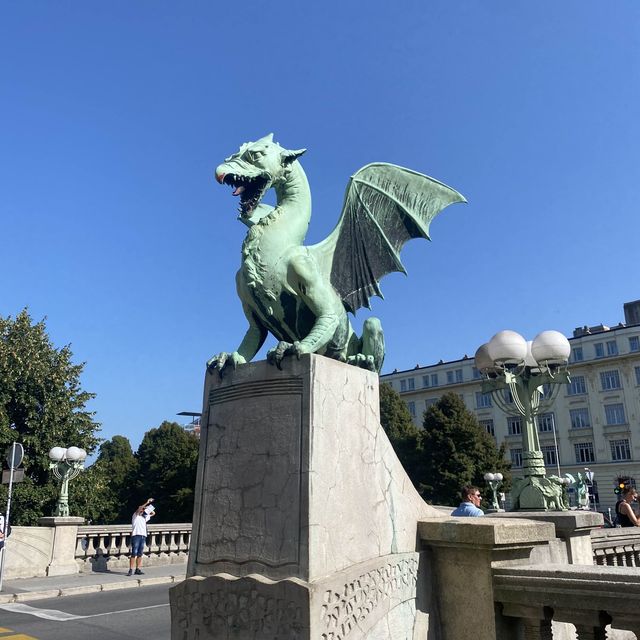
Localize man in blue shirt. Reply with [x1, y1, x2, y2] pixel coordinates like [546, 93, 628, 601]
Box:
[451, 486, 484, 517]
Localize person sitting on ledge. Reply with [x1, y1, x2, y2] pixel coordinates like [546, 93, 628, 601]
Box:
[615, 487, 639, 527]
[451, 485, 485, 517]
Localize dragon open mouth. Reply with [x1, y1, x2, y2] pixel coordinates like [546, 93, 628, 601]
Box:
[223, 173, 269, 218]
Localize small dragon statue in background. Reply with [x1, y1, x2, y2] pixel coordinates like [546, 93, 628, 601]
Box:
[207, 134, 465, 376]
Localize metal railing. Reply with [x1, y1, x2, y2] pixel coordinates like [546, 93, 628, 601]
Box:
[75, 523, 191, 572]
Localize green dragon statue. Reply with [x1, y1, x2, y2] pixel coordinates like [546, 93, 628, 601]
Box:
[207, 134, 465, 376]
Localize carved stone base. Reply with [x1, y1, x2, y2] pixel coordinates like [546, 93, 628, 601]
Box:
[171, 355, 437, 639]
[171, 552, 423, 640]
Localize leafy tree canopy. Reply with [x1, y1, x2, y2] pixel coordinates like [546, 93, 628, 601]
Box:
[131, 421, 199, 523]
[379, 383, 422, 485]
[419, 392, 511, 507]
[69, 435, 139, 524]
[0, 310, 100, 524]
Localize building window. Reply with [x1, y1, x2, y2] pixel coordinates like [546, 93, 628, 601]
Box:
[431, 373, 438, 387]
[541, 445, 557, 467]
[479, 419, 494, 436]
[567, 376, 587, 396]
[407, 401, 416, 418]
[629, 336, 640, 353]
[425, 397, 440, 409]
[476, 392, 492, 409]
[572, 347, 583, 362]
[508, 417, 522, 436]
[455, 369, 463, 383]
[570, 408, 591, 429]
[503, 388, 514, 404]
[610, 439, 631, 461]
[636, 366, 640, 386]
[600, 370, 621, 391]
[422, 375, 430, 388]
[605, 403, 626, 425]
[446, 371, 453, 384]
[574, 442, 595, 464]
[400, 379, 407, 392]
[607, 340, 618, 356]
[536, 412, 555, 433]
[472, 367, 481, 379]
[510, 448, 523, 468]
[408, 378, 415, 391]
[594, 343, 604, 358]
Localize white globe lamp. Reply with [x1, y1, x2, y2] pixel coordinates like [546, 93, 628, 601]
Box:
[474, 343, 495, 373]
[49, 447, 66, 462]
[531, 330, 571, 365]
[487, 330, 527, 365]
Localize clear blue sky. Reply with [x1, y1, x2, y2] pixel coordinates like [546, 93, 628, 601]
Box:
[2, 1, 639, 452]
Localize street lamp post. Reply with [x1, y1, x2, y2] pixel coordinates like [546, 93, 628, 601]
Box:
[475, 330, 571, 511]
[48, 446, 87, 517]
[484, 472, 504, 512]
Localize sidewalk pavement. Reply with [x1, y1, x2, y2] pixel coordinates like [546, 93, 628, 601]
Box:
[0, 563, 186, 604]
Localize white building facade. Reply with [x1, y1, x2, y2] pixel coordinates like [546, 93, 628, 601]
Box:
[380, 301, 640, 512]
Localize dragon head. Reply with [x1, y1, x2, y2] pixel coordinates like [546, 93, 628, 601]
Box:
[215, 134, 306, 222]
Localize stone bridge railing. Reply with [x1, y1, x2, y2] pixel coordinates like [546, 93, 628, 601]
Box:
[75, 523, 192, 572]
[493, 564, 640, 639]
[591, 526, 640, 567]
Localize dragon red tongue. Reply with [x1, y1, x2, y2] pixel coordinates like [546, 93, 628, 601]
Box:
[232, 185, 245, 196]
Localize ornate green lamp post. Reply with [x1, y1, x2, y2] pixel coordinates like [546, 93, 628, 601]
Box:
[475, 330, 570, 511]
[48, 446, 87, 517]
[483, 472, 504, 512]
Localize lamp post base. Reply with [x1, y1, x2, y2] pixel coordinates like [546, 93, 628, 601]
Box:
[511, 475, 568, 512]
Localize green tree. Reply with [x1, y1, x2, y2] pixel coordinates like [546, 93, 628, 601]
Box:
[0, 310, 100, 524]
[132, 421, 199, 523]
[69, 436, 139, 524]
[419, 392, 510, 507]
[379, 383, 422, 485]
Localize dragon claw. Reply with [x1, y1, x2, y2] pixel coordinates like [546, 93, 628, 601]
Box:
[267, 341, 300, 369]
[347, 353, 377, 372]
[206, 352, 246, 378]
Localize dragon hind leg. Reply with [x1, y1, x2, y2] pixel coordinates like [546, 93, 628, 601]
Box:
[347, 317, 385, 372]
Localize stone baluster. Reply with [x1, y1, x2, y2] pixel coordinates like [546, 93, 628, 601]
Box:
[159, 530, 170, 560]
[148, 530, 160, 554]
[555, 608, 610, 640]
[119, 531, 130, 556]
[75, 534, 88, 559]
[168, 530, 179, 555]
[610, 614, 640, 638]
[500, 603, 552, 640]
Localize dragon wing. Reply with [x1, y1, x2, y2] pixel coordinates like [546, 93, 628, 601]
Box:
[309, 163, 466, 314]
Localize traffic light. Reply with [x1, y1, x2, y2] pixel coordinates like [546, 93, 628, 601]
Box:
[615, 477, 632, 495]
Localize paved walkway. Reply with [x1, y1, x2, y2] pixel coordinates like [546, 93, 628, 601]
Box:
[0, 563, 187, 603]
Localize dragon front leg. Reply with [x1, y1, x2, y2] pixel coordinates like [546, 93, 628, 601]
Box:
[266, 253, 343, 369]
[207, 310, 268, 377]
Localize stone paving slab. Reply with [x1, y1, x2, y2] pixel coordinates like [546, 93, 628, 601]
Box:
[0, 564, 186, 603]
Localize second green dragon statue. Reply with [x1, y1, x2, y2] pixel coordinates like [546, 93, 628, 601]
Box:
[207, 134, 466, 376]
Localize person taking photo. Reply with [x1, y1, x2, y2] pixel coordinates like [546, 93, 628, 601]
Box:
[128, 497, 155, 576]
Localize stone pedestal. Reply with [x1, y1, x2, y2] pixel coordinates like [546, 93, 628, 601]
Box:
[419, 517, 556, 640]
[171, 354, 439, 639]
[38, 516, 84, 576]
[490, 510, 603, 564]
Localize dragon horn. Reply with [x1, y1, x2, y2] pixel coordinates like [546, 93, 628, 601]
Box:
[282, 148, 307, 165]
[256, 133, 274, 144]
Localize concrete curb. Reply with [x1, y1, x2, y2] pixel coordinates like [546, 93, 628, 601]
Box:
[0, 575, 183, 604]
